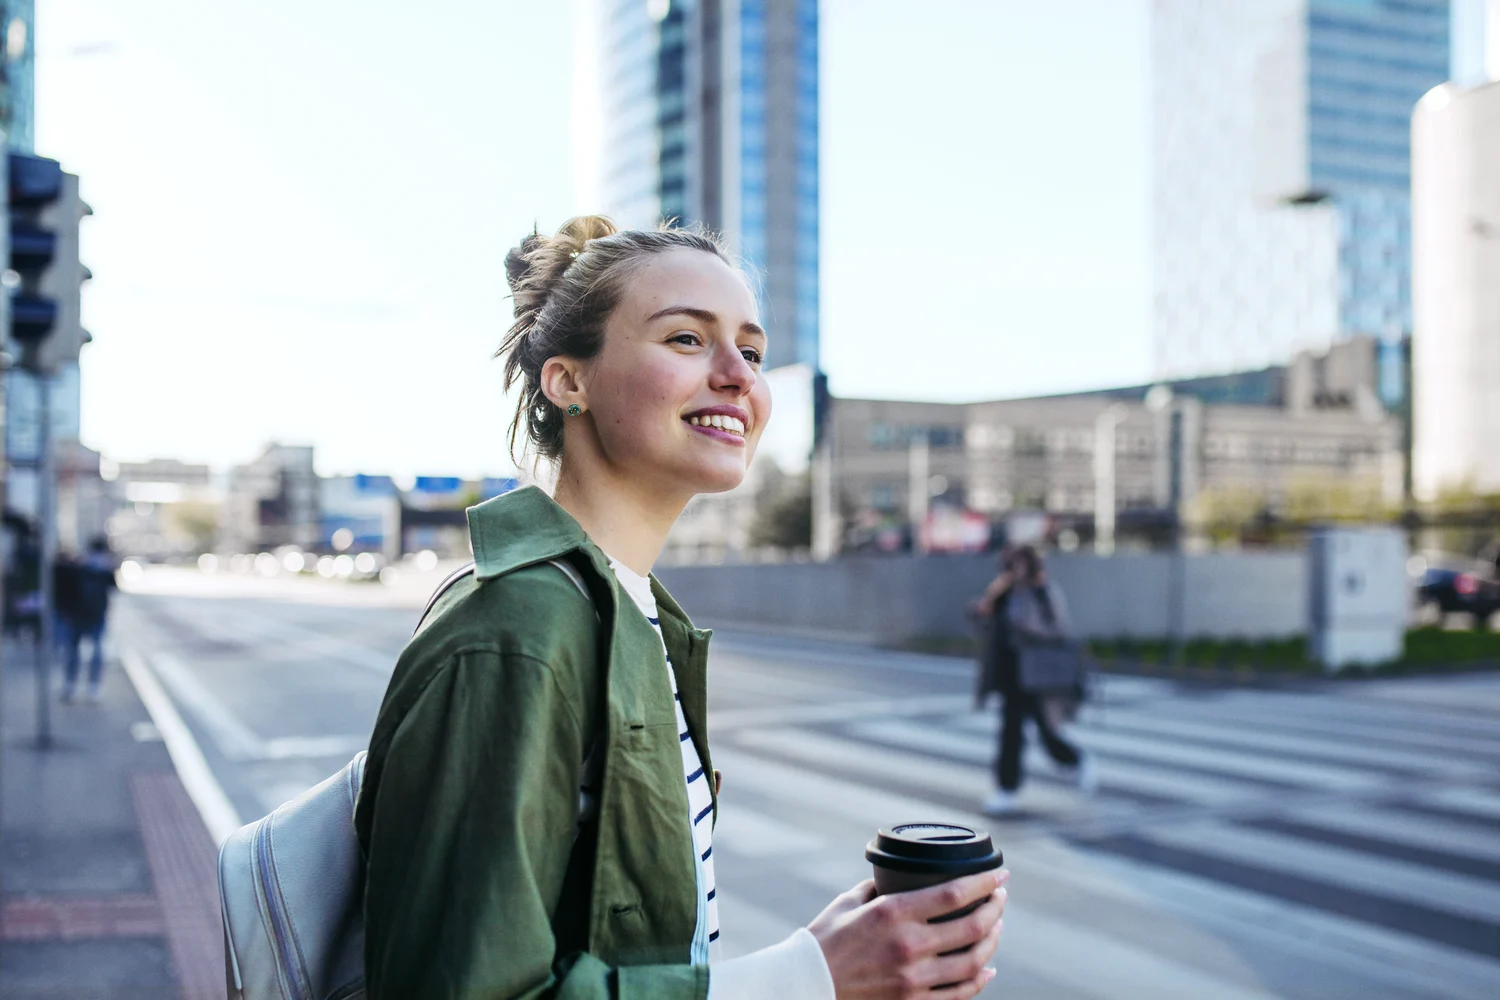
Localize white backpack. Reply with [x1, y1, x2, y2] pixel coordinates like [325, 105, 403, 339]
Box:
[217, 559, 593, 1000]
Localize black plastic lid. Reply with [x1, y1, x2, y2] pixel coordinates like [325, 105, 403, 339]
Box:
[865, 823, 1003, 876]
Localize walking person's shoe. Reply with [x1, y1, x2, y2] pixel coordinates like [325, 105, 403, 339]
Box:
[1058, 753, 1100, 796]
[59, 683, 77, 704]
[982, 788, 1021, 817]
[85, 683, 103, 704]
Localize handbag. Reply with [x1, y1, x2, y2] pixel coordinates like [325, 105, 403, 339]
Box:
[217, 558, 595, 1000]
[1015, 637, 1089, 696]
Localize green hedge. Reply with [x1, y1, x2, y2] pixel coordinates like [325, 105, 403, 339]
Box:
[1087, 628, 1500, 676]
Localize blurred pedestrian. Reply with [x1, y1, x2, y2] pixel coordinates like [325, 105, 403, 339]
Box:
[56, 535, 117, 703]
[2, 518, 43, 641]
[971, 546, 1016, 708]
[355, 217, 1006, 1000]
[980, 545, 1096, 816]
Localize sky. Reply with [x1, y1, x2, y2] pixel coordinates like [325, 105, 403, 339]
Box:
[39, 0, 1151, 478]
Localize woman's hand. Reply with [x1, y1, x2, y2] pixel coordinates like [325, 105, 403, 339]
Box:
[975, 571, 1014, 618]
[807, 870, 1008, 1000]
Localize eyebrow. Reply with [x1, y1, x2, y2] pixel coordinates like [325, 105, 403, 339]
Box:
[646, 305, 766, 339]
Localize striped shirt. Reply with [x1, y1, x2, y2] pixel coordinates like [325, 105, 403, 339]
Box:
[607, 558, 719, 960]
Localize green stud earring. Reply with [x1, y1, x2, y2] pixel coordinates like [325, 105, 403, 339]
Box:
[566, 403, 582, 417]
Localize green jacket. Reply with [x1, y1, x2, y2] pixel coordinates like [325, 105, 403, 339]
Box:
[354, 487, 714, 999]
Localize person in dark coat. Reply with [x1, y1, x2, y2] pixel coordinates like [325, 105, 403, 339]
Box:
[975, 545, 1094, 816]
[972, 547, 1017, 707]
[57, 535, 117, 703]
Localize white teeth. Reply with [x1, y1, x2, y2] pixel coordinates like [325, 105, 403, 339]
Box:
[687, 413, 746, 435]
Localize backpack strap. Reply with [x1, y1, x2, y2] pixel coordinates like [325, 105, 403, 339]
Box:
[412, 557, 595, 637]
[413, 561, 477, 635]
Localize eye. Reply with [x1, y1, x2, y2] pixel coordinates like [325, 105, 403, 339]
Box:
[740, 347, 764, 366]
[668, 331, 702, 347]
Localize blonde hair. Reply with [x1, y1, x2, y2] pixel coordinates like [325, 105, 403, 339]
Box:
[498, 215, 733, 462]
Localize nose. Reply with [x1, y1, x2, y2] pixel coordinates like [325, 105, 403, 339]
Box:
[708, 339, 756, 397]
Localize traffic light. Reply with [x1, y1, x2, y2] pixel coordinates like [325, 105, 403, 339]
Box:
[6, 152, 90, 374]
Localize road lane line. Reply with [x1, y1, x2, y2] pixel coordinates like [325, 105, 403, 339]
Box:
[121, 649, 243, 845]
[261, 735, 369, 760]
[710, 693, 969, 731]
[1419, 787, 1500, 822]
[148, 651, 266, 761]
[847, 718, 1267, 806]
[955, 706, 1484, 776]
[732, 727, 1092, 817]
[1139, 820, 1500, 922]
[1285, 802, 1500, 862]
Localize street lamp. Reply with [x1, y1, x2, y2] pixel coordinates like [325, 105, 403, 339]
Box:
[1093, 403, 1129, 555]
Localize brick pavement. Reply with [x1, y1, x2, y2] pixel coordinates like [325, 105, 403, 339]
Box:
[1, 637, 224, 1000]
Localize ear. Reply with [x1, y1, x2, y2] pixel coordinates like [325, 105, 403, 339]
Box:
[540, 355, 587, 414]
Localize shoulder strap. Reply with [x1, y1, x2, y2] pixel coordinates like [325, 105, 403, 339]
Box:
[412, 557, 596, 637]
[414, 561, 476, 634]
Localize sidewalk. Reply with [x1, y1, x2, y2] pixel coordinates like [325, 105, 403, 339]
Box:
[0, 636, 222, 1000]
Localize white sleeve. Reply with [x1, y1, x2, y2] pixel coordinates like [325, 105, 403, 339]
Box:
[707, 928, 836, 1000]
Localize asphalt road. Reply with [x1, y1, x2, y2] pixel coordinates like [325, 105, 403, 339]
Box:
[110, 565, 1500, 999]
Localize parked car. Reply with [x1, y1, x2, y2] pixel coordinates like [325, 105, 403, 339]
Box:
[1417, 567, 1500, 629]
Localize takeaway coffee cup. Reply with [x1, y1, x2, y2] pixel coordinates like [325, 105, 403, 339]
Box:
[865, 823, 1004, 921]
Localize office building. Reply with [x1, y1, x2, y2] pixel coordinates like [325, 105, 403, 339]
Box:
[105, 459, 220, 560]
[222, 444, 320, 554]
[1152, 0, 1450, 394]
[1411, 79, 1500, 500]
[1, 0, 34, 152]
[582, 0, 819, 371]
[829, 337, 1402, 552]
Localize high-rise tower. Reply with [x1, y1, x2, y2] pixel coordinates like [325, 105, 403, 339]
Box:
[582, 0, 819, 373]
[1152, 0, 1450, 398]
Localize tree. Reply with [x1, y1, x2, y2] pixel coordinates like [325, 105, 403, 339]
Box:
[748, 472, 812, 551]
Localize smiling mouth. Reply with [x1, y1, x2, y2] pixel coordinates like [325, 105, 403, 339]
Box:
[687, 413, 747, 435]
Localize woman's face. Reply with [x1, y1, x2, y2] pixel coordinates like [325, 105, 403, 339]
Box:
[579, 248, 771, 497]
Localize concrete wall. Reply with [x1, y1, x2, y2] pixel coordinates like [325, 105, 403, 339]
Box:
[657, 551, 1308, 643]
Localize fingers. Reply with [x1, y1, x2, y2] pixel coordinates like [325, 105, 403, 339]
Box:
[921, 921, 1004, 997]
[928, 966, 998, 1000]
[901, 869, 1009, 922]
[846, 878, 877, 905]
[924, 888, 1006, 954]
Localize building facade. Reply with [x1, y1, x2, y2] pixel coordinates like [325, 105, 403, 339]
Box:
[585, 0, 819, 371]
[0, 0, 34, 153]
[1152, 0, 1450, 394]
[105, 459, 220, 560]
[222, 445, 320, 554]
[831, 338, 1402, 550]
[1411, 79, 1500, 499]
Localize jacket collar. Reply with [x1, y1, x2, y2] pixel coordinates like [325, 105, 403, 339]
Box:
[467, 485, 594, 580]
[467, 485, 704, 639]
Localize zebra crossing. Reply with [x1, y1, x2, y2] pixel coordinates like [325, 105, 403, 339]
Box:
[110, 579, 1500, 999]
[705, 673, 1500, 999]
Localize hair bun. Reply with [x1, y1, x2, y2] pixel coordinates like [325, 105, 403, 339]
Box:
[504, 215, 621, 321]
[504, 231, 545, 296]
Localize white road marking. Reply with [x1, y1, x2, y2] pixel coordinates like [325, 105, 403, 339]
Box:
[121, 649, 244, 845]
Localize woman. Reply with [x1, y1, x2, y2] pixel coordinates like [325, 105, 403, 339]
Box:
[355, 217, 1007, 1000]
[971, 548, 1017, 709]
[976, 546, 1095, 816]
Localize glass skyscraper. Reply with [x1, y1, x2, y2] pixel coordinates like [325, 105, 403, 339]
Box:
[586, 0, 819, 373]
[1308, 1, 1449, 342]
[1152, 0, 1450, 394]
